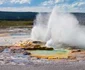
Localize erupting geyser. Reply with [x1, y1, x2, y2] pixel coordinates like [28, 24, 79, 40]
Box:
[31, 6, 85, 49]
[31, 13, 49, 41]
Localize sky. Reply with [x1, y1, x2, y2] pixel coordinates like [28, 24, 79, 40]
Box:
[0, 0, 85, 12]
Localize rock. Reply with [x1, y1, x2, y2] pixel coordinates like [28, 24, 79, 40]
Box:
[17, 40, 54, 50]
[23, 52, 31, 55]
[71, 49, 81, 53]
[32, 41, 42, 43]
[10, 53, 30, 63]
[10, 46, 22, 50]
[0, 46, 5, 52]
[68, 56, 76, 60]
[11, 48, 24, 53]
[3, 48, 11, 53]
[32, 41, 45, 44]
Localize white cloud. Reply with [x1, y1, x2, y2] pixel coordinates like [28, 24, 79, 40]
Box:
[78, 2, 85, 6]
[41, 0, 85, 12]
[55, 0, 60, 3]
[71, 2, 85, 8]
[0, 0, 84, 12]
[41, 0, 64, 6]
[41, 0, 56, 6]
[0, 6, 84, 12]
[55, 0, 64, 3]
[0, 1, 4, 4]
[10, 0, 31, 4]
[0, 0, 31, 4]
[0, 7, 52, 12]
[0, 0, 6, 5]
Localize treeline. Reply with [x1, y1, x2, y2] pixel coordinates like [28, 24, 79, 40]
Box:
[0, 12, 85, 25]
[0, 11, 37, 21]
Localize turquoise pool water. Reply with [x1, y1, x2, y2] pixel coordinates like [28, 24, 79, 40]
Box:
[29, 49, 69, 55]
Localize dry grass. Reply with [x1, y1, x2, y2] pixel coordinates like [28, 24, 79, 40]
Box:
[0, 20, 33, 27]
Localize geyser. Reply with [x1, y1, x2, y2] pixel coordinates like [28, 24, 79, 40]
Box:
[31, 6, 85, 49]
[31, 13, 49, 41]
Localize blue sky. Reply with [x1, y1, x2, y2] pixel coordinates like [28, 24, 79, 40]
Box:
[0, 0, 85, 12]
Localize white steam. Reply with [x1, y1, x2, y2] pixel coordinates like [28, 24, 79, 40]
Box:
[31, 7, 85, 49]
[31, 13, 49, 41]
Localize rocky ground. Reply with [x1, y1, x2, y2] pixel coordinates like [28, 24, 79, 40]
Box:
[0, 50, 85, 70]
[0, 44, 85, 70]
[0, 28, 85, 70]
[0, 47, 84, 65]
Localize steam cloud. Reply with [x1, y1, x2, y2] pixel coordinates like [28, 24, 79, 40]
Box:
[31, 7, 85, 49]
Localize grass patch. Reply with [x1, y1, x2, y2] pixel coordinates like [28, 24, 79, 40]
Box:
[0, 20, 33, 27]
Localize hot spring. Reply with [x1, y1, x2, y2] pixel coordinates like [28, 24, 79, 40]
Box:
[31, 6, 85, 49]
